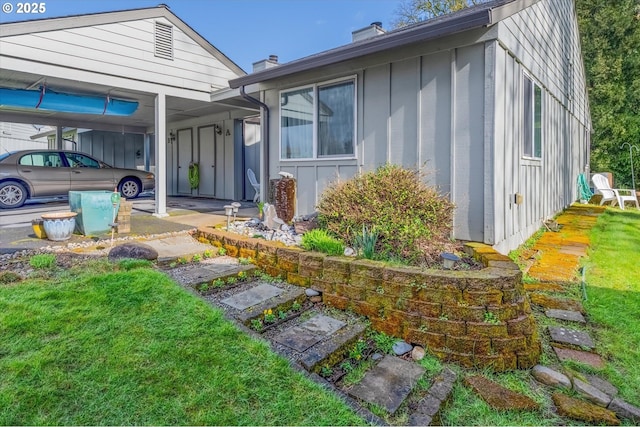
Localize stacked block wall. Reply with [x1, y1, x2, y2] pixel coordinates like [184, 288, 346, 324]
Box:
[195, 230, 541, 371]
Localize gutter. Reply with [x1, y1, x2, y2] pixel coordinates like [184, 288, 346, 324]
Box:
[229, 9, 492, 89]
[239, 85, 269, 202]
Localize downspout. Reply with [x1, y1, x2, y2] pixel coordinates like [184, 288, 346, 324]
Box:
[240, 85, 269, 202]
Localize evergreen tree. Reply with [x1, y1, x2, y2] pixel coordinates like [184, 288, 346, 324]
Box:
[576, 0, 640, 188]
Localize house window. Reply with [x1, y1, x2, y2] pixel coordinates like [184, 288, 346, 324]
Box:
[280, 78, 355, 160]
[523, 75, 542, 158]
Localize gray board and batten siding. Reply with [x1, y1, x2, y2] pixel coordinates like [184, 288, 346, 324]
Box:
[238, 0, 589, 254]
[491, 0, 589, 252]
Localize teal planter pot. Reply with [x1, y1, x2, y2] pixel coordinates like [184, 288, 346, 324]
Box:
[41, 212, 77, 241]
[69, 191, 120, 235]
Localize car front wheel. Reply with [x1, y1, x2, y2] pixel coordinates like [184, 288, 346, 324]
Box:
[0, 181, 27, 208]
[118, 178, 141, 199]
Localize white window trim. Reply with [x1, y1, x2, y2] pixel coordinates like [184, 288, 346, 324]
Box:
[279, 75, 358, 161]
[522, 73, 543, 161]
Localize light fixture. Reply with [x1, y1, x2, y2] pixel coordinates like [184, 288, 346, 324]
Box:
[231, 202, 241, 221]
[440, 252, 460, 269]
[214, 124, 222, 135]
[168, 131, 176, 144]
[224, 205, 234, 230]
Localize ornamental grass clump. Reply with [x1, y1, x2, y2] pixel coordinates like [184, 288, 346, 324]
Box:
[301, 228, 345, 256]
[317, 164, 455, 266]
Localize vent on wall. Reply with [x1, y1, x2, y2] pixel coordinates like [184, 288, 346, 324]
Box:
[154, 21, 173, 60]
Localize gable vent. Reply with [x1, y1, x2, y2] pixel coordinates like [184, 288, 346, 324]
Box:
[154, 21, 174, 60]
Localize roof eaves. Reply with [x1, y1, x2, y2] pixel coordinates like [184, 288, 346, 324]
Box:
[229, 8, 493, 89]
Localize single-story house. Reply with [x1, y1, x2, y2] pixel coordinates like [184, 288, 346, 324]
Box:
[229, 0, 591, 254]
[0, 5, 262, 213]
[1, 0, 590, 254]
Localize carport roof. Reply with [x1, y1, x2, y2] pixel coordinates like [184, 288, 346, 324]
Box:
[0, 5, 257, 133]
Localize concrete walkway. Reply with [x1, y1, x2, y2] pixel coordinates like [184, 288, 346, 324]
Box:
[0, 196, 257, 256]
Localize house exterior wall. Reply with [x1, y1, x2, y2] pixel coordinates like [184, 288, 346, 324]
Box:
[260, 0, 589, 254]
[164, 109, 256, 200]
[268, 29, 494, 243]
[0, 123, 49, 151]
[78, 131, 145, 171]
[1, 18, 238, 93]
[490, 0, 590, 253]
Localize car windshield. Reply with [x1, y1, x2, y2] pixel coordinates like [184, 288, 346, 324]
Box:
[0, 152, 15, 162]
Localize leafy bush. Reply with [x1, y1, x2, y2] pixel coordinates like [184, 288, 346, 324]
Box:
[301, 229, 345, 256]
[317, 164, 455, 265]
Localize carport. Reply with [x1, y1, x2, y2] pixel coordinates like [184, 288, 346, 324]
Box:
[0, 5, 260, 215]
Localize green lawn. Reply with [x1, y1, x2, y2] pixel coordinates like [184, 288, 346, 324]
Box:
[583, 208, 640, 406]
[0, 260, 363, 425]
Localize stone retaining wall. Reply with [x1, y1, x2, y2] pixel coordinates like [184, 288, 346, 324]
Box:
[194, 229, 541, 372]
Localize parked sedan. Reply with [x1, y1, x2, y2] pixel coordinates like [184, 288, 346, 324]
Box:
[0, 150, 155, 208]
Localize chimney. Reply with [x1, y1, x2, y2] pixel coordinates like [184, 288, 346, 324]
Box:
[253, 54, 279, 72]
[352, 22, 385, 42]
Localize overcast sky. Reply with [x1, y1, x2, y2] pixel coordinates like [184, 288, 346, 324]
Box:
[1, 0, 401, 72]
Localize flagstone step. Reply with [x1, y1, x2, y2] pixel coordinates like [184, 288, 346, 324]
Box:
[227, 284, 308, 327]
[524, 282, 567, 292]
[545, 309, 586, 323]
[529, 293, 584, 312]
[548, 326, 595, 349]
[552, 346, 605, 368]
[169, 263, 257, 288]
[348, 355, 425, 415]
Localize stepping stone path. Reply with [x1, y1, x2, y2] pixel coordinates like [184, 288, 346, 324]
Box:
[521, 205, 640, 424]
[164, 256, 454, 424]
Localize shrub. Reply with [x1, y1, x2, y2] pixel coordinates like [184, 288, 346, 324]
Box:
[301, 229, 345, 256]
[317, 164, 455, 265]
[0, 271, 21, 284]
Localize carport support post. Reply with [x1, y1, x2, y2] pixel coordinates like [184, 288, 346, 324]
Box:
[55, 126, 63, 149]
[153, 92, 168, 218]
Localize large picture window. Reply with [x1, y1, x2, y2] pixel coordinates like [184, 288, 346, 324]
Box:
[523, 75, 542, 158]
[280, 78, 355, 160]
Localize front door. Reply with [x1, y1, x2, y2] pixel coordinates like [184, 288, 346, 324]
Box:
[177, 128, 193, 195]
[198, 125, 216, 197]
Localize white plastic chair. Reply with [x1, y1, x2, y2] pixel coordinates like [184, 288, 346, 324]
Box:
[592, 173, 639, 210]
[247, 168, 260, 202]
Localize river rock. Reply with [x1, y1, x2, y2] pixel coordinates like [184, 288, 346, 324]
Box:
[108, 242, 158, 261]
[411, 346, 426, 361]
[531, 365, 571, 389]
[392, 340, 413, 355]
[305, 288, 320, 297]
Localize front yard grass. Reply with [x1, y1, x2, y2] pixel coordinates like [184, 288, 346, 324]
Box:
[583, 208, 640, 406]
[0, 260, 363, 425]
